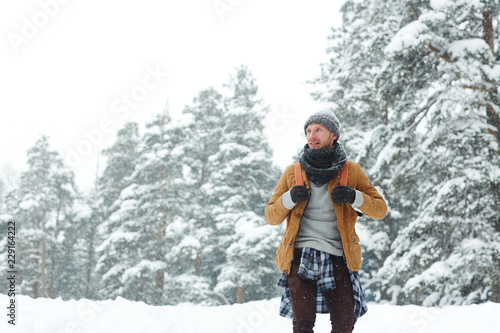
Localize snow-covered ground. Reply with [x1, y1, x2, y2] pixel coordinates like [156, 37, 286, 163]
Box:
[1, 294, 499, 332]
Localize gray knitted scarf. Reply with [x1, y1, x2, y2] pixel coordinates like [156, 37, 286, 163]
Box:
[299, 142, 347, 186]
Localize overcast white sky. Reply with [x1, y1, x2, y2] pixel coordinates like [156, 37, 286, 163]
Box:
[1, 0, 343, 191]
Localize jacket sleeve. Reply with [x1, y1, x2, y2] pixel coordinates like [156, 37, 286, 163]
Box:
[354, 163, 388, 220]
[265, 165, 294, 226]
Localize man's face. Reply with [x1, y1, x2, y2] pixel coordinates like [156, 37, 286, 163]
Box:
[306, 123, 337, 149]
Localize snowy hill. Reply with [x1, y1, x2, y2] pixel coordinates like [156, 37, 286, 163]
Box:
[1, 294, 499, 332]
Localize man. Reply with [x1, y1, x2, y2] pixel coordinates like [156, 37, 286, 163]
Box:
[265, 109, 387, 333]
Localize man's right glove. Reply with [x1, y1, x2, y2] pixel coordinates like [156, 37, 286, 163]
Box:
[290, 185, 309, 203]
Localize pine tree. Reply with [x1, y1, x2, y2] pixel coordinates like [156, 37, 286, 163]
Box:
[178, 88, 228, 304]
[77, 169, 106, 300]
[97, 111, 190, 305]
[377, 0, 500, 305]
[0, 167, 19, 297]
[4, 135, 77, 298]
[55, 196, 90, 300]
[313, 0, 500, 304]
[95, 122, 142, 300]
[98, 122, 142, 211]
[211, 66, 281, 303]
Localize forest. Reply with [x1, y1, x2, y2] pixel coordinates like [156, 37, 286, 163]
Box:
[1, 0, 499, 308]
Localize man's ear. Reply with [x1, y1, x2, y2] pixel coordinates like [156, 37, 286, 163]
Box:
[331, 135, 338, 141]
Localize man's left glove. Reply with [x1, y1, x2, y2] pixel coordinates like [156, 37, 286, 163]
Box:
[331, 185, 356, 204]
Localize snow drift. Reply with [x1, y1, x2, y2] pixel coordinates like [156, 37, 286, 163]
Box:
[1, 294, 499, 332]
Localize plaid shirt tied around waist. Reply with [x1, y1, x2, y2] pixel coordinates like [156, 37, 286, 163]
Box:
[277, 247, 368, 323]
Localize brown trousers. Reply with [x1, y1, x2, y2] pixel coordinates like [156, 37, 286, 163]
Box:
[288, 250, 355, 333]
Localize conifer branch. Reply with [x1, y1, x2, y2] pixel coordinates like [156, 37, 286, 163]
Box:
[406, 91, 441, 133]
[426, 43, 455, 63]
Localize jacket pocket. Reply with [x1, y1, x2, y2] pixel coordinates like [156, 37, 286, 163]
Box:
[348, 232, 362, 270]
[276, 235, 296, 274]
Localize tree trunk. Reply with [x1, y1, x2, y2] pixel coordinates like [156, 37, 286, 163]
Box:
[155, 217, 166, 293]
[195, 250, 202, 276]
[486, 104, 500, 142]
[236, 285, 244, 304]
[155, 218, 165, 293]
[155, 271, 164, 290]
[33, 281, 39, 299]
[85, 233, 94, 298]
[492, 273, 500, 303]
[482, 10, 494, 54]
[40, 236, 46, 298]
[482, 10, 500, 142]
[484, 9, 500, 304]
[50, 254, 55, 298]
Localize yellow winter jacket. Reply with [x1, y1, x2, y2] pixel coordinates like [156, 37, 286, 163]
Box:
[265, 161, 387, 274]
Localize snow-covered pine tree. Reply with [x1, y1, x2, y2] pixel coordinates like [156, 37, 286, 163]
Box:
[75, 170, 107, 300]
[376, 0, 500, 305]
[177, 88, 228, 305]
[98, 110, 192, 305]
[98, 122, 142, 212]
[55, 196, 91, 300]
[0, 166, 19, 214]
[63, 126, 141, 301]
[134, 110, 201, 305]
[211, 65, 281, 304]
[4, 135, 77, 298]
[0, 166, 19, 291]
[313, 0, 500, 305]
[95, 122, 143, 300]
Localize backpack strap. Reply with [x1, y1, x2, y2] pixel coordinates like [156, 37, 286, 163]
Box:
[340, 161, 349, 186]
[294, 162, 303, 186]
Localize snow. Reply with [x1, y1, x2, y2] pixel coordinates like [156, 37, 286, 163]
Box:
[448, 39, 490, 58]
[178, 235, 201, 249]
[385, 20, 429, 53]
[72, 200, 93, 220]
[430, 0, 454, 9]
[1, 294, 499, 333]
[430, 0, 482, 10]
[17, 197, 39, 210]
[121, 260, 167, 283]
[419, 11, 446, 25]
[0, 213, 14, 222]
[95, 231, 137, 253]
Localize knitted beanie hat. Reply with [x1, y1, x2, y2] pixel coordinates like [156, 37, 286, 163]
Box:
[304, 108, 341, 138]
